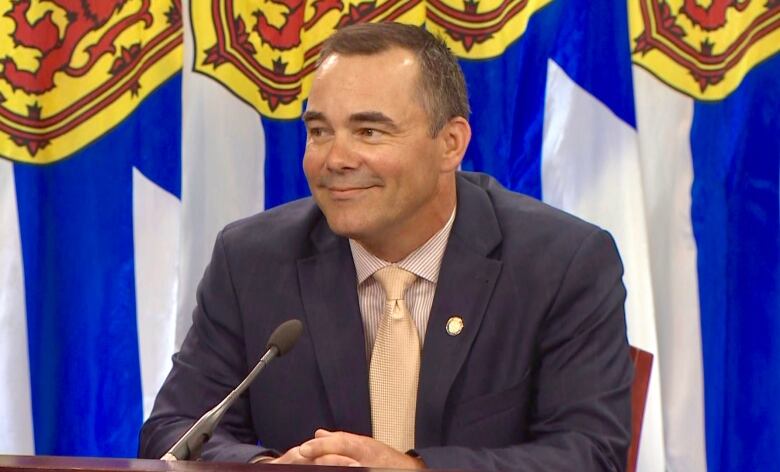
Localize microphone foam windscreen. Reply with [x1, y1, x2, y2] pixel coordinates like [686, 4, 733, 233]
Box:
[267, 319, 303, 356]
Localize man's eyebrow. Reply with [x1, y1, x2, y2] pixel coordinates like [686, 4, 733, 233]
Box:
[302, 110, 325, 123]
[301, 110, 400, 131]
[349, 111, 399, 130]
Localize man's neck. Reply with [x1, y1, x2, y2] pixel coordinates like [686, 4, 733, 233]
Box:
[356, 204, 457, 263]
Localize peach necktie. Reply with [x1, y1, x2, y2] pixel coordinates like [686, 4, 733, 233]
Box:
[369, 266, 420, 452]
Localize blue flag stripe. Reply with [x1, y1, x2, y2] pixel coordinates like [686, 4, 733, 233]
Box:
[548, 0, 636, 128]
[13, 75, 181, 456]
[261, 117, 309, 209]
[690, 55, 780, 472]
[459, 31, 546, 198]
[460, 0, 636, 198]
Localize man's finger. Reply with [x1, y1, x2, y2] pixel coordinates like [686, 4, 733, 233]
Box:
[299, 432, 358, 459]
[270, 446, 314, 465]
[296, 431, 422, 469]
[312, 454, 361, 467]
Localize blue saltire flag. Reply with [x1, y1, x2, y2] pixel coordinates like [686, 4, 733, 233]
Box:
[0, 0, 184, 457]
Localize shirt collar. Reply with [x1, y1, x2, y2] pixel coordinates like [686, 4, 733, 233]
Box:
[349, 207, 457, 285]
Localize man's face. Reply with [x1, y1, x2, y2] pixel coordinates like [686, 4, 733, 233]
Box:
[303, 48, 453, 255]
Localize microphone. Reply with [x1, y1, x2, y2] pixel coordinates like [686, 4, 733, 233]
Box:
[161, 318, 304, 461]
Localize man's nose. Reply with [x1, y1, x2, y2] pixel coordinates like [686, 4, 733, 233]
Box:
[324, 133, 359, 171]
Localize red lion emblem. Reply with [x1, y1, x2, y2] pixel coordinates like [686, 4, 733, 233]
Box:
[632, 0, 780, 96]
[680, 0, 751, 31]
[0, 0, 182, 162]
[254, 0, 344, 51]
[2, 0, 150, 95]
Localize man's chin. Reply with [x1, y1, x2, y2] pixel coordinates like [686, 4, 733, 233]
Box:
[327, 225, 365, 241]
[322, 215, 373, 241]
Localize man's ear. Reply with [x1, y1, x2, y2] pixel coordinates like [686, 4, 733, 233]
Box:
[438, 116, 471, 172]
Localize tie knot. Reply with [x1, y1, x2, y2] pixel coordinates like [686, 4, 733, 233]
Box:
[373, 266, 416, 301]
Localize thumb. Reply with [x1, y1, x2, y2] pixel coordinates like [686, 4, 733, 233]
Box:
[314, 428, 334, 438]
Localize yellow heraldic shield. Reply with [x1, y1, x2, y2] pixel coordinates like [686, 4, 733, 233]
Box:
[190, 0, 550, 120]
[0, 0, 183, 164]
[425, 0, 552, 58]
[630, 0, 780, 100]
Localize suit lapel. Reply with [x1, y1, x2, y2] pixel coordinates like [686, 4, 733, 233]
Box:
[416, 175, 503, 447]
[297, 220, 372, 436]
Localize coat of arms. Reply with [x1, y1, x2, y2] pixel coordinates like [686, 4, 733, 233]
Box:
[0, 0, 183, 164]
[631, 0, 780, 99]
[190, 0, 552, 119]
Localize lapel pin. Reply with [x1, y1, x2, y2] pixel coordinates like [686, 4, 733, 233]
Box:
[446, 316, 464, 336]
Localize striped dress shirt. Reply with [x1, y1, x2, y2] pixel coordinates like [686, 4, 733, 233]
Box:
[349, 208, 456, 360]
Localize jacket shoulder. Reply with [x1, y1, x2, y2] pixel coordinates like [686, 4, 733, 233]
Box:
[218, 197, 323, 261]
[458, 172, 603, 242]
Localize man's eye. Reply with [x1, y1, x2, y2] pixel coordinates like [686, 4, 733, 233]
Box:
[308, 128, 323, 137]
[359, 128, 380, 137]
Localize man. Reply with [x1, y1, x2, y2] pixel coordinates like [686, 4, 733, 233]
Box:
[140, 23, 632, 471]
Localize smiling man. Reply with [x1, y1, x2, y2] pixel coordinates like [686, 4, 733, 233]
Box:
[300, 44, 467, 265]
[140, 23, 633, 472]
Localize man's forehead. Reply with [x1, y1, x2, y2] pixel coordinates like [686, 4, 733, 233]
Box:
[316, 54, 341, 74]
[314, 48, 419, 78]
[309, 49, 421, 106]
[306, 48, 425, 122]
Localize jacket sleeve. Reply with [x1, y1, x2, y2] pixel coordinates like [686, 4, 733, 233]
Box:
[414, 229, 634, 472]
[138, 230, 273, 463]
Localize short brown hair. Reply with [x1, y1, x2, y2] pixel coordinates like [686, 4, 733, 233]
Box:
[319, 22, 470, 136]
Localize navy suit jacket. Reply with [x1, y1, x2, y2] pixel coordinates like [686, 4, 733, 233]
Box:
[139, 172, 632, 471]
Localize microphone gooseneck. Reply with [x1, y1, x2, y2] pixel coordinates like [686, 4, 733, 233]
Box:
[161, 318, 303, 461]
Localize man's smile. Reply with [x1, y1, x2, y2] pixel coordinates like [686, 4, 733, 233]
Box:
[325, 186, 378, 200]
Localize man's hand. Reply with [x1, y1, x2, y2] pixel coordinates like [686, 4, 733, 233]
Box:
[270, 430, 425, 468]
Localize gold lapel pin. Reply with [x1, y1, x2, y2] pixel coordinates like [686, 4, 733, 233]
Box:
[446, 316, 464, 336]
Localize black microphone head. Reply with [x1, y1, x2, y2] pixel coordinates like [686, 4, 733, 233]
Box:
[267, 319, 303, 356]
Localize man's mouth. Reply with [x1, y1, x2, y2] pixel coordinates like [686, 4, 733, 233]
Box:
[326, 186, 375, 199]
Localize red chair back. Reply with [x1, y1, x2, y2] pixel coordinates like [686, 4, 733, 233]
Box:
[627, 346, 654, 472]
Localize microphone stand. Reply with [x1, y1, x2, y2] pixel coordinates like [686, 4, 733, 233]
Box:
[161, 346, 279, 461]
